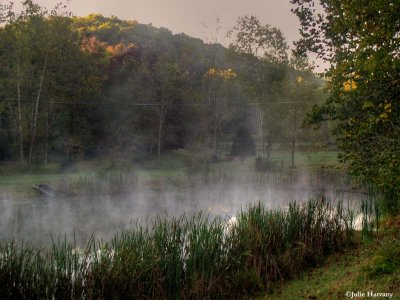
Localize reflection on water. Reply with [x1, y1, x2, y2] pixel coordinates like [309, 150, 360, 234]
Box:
[0, 181, 363, 246]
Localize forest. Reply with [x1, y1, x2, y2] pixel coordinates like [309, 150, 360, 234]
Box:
[0, 3, 329, 170]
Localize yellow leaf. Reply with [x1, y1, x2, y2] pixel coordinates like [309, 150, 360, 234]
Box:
[343, 79, 357, 92]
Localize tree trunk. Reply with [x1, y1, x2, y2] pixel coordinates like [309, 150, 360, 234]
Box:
[212, 107, 220, 154]
[7, 102, 18, 135]
[212, 121, 217, 154]
[29, 56, 47, 171]
[44, 111, 49, 166]
[157, 87, 166, 163]
[266, 139, 271, 160]
[262, 137, 266, 158]
[291, 139, 295, 168]
[44, 98, 54, 165]
[158, 109, 163, 162]
[291, 109, 298, 169]
[256, 105, 264, 157]
[16, 65, 24, 164]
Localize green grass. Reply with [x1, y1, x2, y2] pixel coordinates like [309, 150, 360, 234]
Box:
[260, 216, 400, 300]
[0, 150, 342, 200]
[265, 150, 339, 168]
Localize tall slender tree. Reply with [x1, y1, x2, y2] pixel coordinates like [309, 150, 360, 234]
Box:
[228, 15, 289, 159]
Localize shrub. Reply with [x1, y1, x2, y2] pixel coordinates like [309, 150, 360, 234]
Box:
[366, 238, 400, 278]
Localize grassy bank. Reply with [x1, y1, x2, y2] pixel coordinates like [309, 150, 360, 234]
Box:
[0, 198, 354, 299]
[261, 216, 400, 300]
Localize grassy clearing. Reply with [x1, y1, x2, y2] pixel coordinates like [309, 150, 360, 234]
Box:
[261, 216, 400, 300]
[263, 150, 339, 168]
[0, 197, 354, 299]
[0, 152, 189, 198]
[0, 150, 342, 200]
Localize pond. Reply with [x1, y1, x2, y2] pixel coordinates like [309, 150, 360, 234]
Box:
[0, 172, 365, 246]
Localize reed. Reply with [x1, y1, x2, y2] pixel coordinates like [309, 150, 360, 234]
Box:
[360, 186, 381, 238]
[0, 197, 355, 299]
[56, 170, 138, 196]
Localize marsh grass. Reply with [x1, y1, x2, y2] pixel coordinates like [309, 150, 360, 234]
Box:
[185, 168, 364, 195]
[360, 186, 381, 239]
[55, 170, 138, 196]
[0, 198, 355, 299]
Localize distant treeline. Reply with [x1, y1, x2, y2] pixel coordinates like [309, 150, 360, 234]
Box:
[0, 2, 331, 168]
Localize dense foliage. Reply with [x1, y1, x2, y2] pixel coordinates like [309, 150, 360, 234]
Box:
[290, 0, 400, 212]
[0, 2, 106, 166]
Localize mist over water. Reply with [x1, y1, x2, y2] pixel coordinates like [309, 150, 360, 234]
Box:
[0, 172, 362, 246]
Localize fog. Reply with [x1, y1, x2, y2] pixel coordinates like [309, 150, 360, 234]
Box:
[0, 171, 362, 246]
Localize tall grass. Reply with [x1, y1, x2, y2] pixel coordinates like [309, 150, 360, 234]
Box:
[0, 197, 354, 299]
[360, 186, 381, 238]
[185, 168, 365, 198]
[56, 170, 138, 196]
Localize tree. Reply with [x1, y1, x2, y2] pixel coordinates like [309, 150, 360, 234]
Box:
[201, 67, 237, 156]
[291, 0, 400, 212]
[151, 59, 188, 161]
[228, 15, 289, 159]
[0, 1, 106, 167]
[228, 15, 288, 64]
[102, 45, 153, 158]
[0, 1, 49, 167]
[103, 46, 189, 161]
[279, 54, 321, 168]
[231, 125, 255, 161]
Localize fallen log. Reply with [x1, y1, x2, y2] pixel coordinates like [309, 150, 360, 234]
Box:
[32, 184, 58, 197]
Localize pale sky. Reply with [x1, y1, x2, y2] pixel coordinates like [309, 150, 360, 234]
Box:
[21, 0, 301, 46]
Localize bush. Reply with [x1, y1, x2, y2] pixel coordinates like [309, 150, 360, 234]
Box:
[366, 238, 400, 277]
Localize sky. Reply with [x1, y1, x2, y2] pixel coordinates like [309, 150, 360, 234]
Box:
[20, 0, 302, 47]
